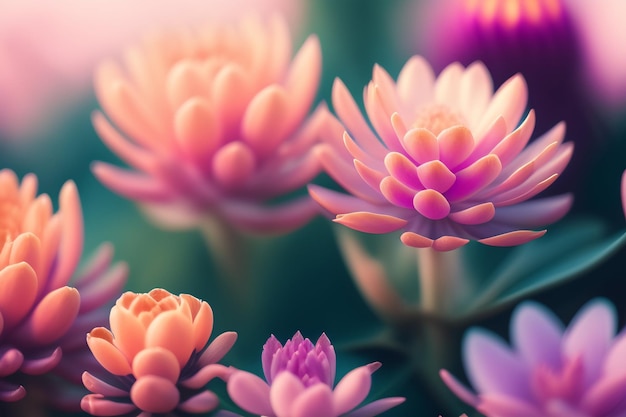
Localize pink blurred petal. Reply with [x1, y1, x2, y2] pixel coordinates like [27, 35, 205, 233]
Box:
[492, 194, 573, 228]
[0, 382, 26, 402]
[15, 286, 80, 345]
[178, 390, 219, 413]
[345, 397, 406, 417]
[198, 331, 238, 367]
[477, 392, 543, 417]
[440, 369, 479, 407]
[464, 328, 532, 400]
[291, 383, 334, 417]
[333, 366, 373, 415]
[0, 261, 38, 329]
[0, 347, 23, 377]
[211, 142, 257, 189]
[227, 371, 273, 416]
[476, 74, 528, 137]
[81, 393, 136, 415]
[82, 371, 128, 397]
[478, 230, 547, 246]
[400, 232, 434, 248]
[563, 299, 617, 389]
[92, 162, 175, 202]
[181, 364, 234, 389]
[270, 371, 307, 416]
[20, 347, 62, 375]
[511, 302, 564, 368]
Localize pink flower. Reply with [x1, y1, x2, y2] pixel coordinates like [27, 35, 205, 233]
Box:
[441, 298, 626, 417]
[309, 56, 573, 251]
[227, 331, 404, 417]
[0, 169, 126, 404]
[81, 289, 237, 415]
[0, 0, 306, 140]
[92, 15, 325, 234]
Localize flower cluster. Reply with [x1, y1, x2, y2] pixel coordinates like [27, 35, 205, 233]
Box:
[81, 289, 237, 415]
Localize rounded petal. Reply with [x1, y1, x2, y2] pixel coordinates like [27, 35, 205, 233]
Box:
[511, 301, 564, 368]
[479, 230, 546, 246]
[270, 372, 306, 417]
[81, 394, 136, 416]
[0, 261, 38, 329]
[463, 328, 532, 400]
[20, 286, 80, 345]
[413, 189, 450, 220]
[563, 298, 617, 388]
[178, 390, 219, 414]
[132, 347, 180, 383]
[130, 375, 180, 413]
[145, 310, 194, 368]
[333, 366, 373, 415]
[290, 383, 334, 417]
[87, 328, 132, 376]
[227, 371, 273, 416]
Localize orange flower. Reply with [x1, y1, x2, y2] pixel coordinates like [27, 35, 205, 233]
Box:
[82, 289, 236, 415]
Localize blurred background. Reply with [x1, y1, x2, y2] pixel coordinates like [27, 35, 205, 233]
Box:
[1, 1, 626, 416]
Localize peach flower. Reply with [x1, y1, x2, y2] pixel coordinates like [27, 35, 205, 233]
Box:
[0, 169, 126, 404]
[92, 15, 325, 235]
[82, 289, 237, 415]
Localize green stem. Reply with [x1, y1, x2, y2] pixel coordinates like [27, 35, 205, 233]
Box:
[417, 248, 468, 315]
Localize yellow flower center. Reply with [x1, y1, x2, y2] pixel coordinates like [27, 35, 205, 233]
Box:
[412, 104, 466, 136]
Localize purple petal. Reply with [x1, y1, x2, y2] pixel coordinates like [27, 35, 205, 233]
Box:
[511, 301, 564, 368]
[270, 372, 306, 417]
[82, 371, 129, 397]
[449, 203, 495, 225]
[0, 381, 26, 402]
[333, 366, 373, 415]
[181, 364, 233, 389]
[0, 347, 24, 377]
[227, 371, 273, 416]
[20, 347, 62, 375]
[477, 392, 543, 417]
[463, 328, 532, 400]
[380, 176, 417, 208]
[563, 298, 617, 389]
[81, 394, 136, 416]
[290, 383, 334, 417]
[439, 369, 479, 407]
[344, 397, 406, 417]
[178, 390, 219, 413]
[198, 331, 238, 367]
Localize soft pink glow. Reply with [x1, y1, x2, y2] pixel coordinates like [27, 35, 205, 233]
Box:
[0, 0, 306, 140]
[311, 57, 573, 250]
[93, 15, 324, 234]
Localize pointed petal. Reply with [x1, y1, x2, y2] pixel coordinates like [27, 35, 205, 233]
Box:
[479, 230, 546, 246]
[333, 366, 373, 415]
[511, 302, 564, 367]
[335, 212, 408, 234]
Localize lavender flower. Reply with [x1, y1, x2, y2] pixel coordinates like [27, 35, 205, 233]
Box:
[227, 331, 404, 417]
[441, 298, 626, 417]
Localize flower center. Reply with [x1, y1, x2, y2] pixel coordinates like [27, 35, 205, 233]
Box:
[531, 355, 584, 407]
[412, 104, 465, 136]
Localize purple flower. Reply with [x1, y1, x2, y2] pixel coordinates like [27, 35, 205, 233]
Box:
[441, 298, 626, 417]
[227, 331, 404, 417]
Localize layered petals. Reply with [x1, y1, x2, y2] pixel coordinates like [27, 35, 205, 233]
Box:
[82, 289, 236, 416]
[0, 169, 127, 407]
[442, 298, 626, 417]
[93, 15, 324, 235]
[313, 57, 572, 250]
[228, 331, 404, 417]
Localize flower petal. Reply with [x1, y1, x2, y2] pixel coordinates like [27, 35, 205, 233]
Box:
[333, 365, 373, 415]
[227, 371, 273, 416]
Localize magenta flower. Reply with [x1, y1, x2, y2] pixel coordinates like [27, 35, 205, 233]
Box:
[227, 331, 404, 417]
[310, 56, 573, 251]
[0, 169, 126, 405]
[92, 15, 325, 235]
[441, 298, 626, 417]
[81, 288, 237, 416]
